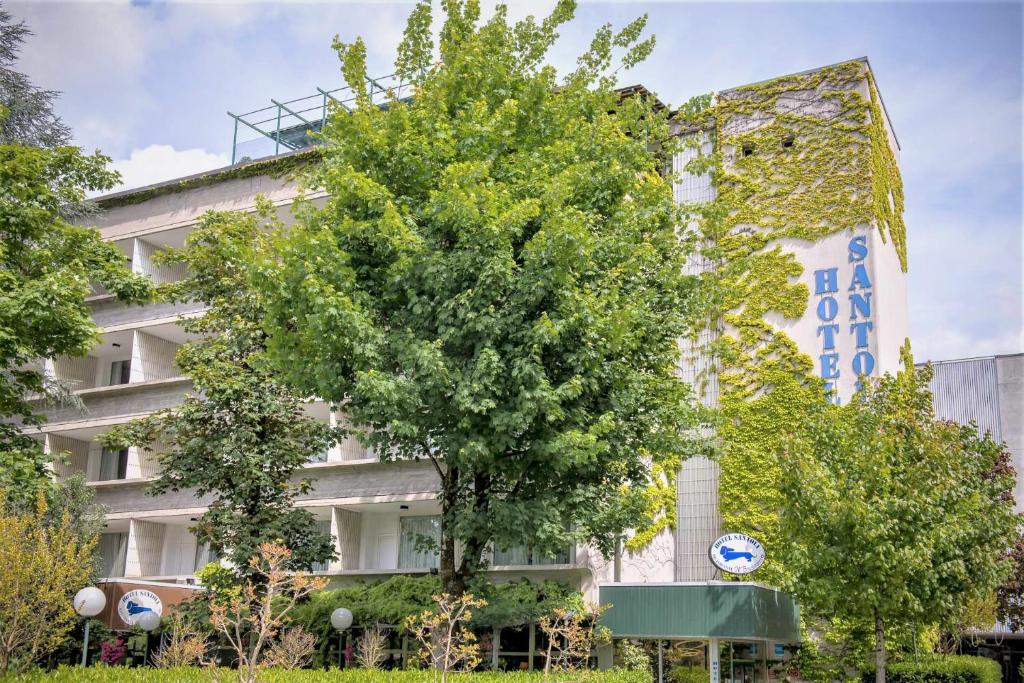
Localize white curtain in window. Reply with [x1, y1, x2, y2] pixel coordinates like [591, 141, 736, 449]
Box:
[193, 542, 219, 572]
[98, 532, 128, 577]
[99, 448, 126, 481]
[493, 545, 572, 566]
[398, 516, 440, 569]
[493, 545, 530, 566]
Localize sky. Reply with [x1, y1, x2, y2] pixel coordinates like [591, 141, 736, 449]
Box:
[9, 0, 1023, 363]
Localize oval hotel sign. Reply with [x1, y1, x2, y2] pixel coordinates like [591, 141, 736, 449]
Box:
[117, 589, 163, 626]
[709, 533, 765, 574]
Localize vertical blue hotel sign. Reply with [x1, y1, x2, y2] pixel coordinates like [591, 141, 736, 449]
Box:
[814, 235, 876, 403]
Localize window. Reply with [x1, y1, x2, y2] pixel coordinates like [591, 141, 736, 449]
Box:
[108, 359, 131, 386]
[308, 448, 329, 464]
[98, 532, 128, 577]
[493, 544, 574, 566]
[398, 515, 441, 569]
[310, 520, 334, 572]
[193, 542, 220, 572]
[98, 448, 128, 481]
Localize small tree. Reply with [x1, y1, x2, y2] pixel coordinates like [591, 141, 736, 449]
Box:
[406, 593, 485, 681]
[104, 205, 341, 577]
[780, 351, 1017, 683]
[262, 626, 317, 670]
[209, 543, 327, 683]
[355, 625, 389, 670]
[0, 492, 97, 673]
[151, 611, 209, 669]
[538, 603, 610, 676]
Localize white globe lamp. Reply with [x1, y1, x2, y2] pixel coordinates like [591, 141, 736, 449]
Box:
[136, 610, 161, 632]
[73, 587, 106, 666]
[330, 607, 353, 631]
[73, 587, 106, 617]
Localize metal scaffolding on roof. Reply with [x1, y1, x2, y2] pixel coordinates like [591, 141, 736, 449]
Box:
[227, 73, 412, 164]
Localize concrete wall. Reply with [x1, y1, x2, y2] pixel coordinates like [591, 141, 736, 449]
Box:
[94, 173, 308, 242]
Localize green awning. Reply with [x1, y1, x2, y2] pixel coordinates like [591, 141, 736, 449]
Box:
[599, 582, 800, 642]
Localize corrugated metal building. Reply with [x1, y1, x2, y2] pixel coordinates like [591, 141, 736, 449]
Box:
[921, 353, 1024, 510]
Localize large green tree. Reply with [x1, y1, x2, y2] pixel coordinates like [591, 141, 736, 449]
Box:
[259, 0, 700, 594]
[779, 349, 1017, 683]
[105, 205, 341, 577]
[0, 6, 150, 509]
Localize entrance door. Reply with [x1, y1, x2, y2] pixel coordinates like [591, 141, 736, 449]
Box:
[731, 661, 756, 683]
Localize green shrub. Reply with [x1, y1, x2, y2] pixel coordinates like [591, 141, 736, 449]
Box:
[5, 667, 649, 682]
[669, 665, 709, 683]
[860, 655, 1001, 683]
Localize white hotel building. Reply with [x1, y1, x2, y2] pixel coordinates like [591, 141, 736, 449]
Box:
[24, 57, 1017, 676]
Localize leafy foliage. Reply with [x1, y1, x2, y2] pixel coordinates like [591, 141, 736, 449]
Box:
[681, 61, 908, 585]
[209, 543, 328, 683]
[860, 656, 1002, 683]
[406, 593, 486, 679]
[779, 354, 1017, 682]
[103, 205, 341, 574]
[259, 0, 700, 595]
[996, 529, 1024, 632]
[0, 145, 150, 509]
[0, 492, 98, 674]
[5, 666, 651, 682]
[290, 575, 581, 668]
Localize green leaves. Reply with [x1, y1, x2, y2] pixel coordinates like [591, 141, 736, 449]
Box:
[779, 358, 1018, 635]
[0, 141, 151, 508]
[105, 208, 342, 576]
[261, 1, 700, 589]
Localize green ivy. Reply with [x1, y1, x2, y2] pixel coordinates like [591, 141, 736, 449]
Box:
[94, 148, 321, 210]
[682, 60, 907, 585]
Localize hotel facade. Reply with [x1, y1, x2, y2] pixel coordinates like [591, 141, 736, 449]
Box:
[23, 57, 1014, 677]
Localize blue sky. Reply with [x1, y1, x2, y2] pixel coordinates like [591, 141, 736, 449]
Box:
[11, 0, 1023, 362]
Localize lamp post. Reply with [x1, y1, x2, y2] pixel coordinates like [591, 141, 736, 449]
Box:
[331, 607, 353, 669]
[136, 611, 161, 665]
[73, 587, 106, 666]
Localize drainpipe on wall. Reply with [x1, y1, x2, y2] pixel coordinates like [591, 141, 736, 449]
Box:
[613, 536, 622, 582]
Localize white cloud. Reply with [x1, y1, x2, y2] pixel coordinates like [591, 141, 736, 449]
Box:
[108, 144, 230, 192]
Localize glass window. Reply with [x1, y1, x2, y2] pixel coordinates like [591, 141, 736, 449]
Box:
[493, 544, 574, 566]
[108, 359, 131, 386]
[98, 448, 128, 481]
[397, 515, 440, 569]
[98, 532, 128, 577]
[193, 542, 219, 572]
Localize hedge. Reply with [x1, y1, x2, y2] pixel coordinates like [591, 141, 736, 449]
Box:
[860, 656, 1001, 683]
[6, 667, 649, 683]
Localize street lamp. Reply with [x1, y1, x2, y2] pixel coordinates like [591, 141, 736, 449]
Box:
[331, 607, 353, 669]
[73, 587, 106, 666]
[136, 610, 161, 665]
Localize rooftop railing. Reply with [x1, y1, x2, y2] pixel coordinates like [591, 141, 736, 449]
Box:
[227, 73, 412, 164]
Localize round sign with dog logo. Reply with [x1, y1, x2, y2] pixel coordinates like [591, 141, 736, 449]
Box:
[709, 533, 765, 574]
[117, 589, 163, 626]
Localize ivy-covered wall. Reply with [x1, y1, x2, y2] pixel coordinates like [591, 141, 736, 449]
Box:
[683, 59, 907, 586]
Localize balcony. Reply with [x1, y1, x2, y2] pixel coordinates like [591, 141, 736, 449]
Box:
[97, 516, 219, 581]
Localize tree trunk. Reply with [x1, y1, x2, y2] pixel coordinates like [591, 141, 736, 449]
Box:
[875, 610, 886, 683]
[440, 528, 463, 596]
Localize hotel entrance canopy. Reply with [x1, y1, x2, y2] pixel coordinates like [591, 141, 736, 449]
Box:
[599, 582, 800, 642]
